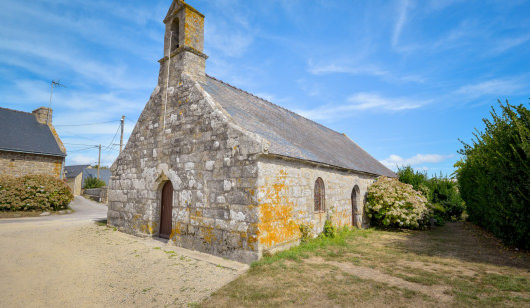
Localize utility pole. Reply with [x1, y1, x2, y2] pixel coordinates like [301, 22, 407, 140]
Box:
[97, 144, 101, 180]
[120, 115, 125, 153]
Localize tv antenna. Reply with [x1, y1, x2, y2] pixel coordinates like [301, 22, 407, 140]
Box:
[47, 80, 66, 124]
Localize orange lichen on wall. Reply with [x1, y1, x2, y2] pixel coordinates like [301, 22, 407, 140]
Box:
[332, 209, 351, 228]
[53, 161, 62, 178]
[258, 169, 301, 249]
[131, 214, 157, 235]
[184, 9, 203, 51]
[202, 227, 216, 244]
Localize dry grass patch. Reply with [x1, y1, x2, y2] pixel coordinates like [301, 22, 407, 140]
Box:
[200, 223, 530, 308]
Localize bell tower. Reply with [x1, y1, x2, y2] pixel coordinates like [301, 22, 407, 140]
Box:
[159, 0, 208, 82]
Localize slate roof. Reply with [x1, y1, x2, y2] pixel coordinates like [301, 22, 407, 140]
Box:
[0, 107, 66, 157]
[83, 168, 111, 186]
[200, 76, 396, 177]
[65, 165, 90, 179]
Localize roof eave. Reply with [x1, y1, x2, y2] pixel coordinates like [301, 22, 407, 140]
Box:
[261, 153, 395, 178]
[0, 148, 66, 158]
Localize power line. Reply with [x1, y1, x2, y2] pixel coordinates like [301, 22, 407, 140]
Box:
[105, 123, 121, 151]
[55, 120, 119, 127]
[67, 147, 98, 153]
[63, 142, 99, 146]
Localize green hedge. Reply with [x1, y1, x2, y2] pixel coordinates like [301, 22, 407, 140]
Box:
[455, 100, 529, 249]
[0, 175, 73, 211]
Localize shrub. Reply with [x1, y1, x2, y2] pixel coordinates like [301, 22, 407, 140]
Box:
[366, 176, 430, 229]
[84, 176, 106, 189]
[299, 224, 313, 243]
[322, 219, 337, 238]
[397, 166, 465, 221]
[0, 175, 73, 211]
[455, 100, 529, 249]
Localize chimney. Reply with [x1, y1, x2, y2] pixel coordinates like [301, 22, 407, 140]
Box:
[32, 107, 52, 125]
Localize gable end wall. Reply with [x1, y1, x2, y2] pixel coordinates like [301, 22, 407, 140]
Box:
[107, 74, 266, 263]
[0, 151, 63, 178]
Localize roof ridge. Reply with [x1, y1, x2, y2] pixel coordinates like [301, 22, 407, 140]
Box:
[0, 106, 32, 115]
[204, 74, 346, 138]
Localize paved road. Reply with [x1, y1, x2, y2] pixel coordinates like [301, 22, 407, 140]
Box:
[0, 195, 108, 225]
[0, 196, 247, 307]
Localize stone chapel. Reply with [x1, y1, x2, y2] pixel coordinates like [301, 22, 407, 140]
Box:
[107, 0, 395, 263]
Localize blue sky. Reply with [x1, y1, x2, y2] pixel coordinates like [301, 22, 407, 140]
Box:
[1, 0, 529, 176]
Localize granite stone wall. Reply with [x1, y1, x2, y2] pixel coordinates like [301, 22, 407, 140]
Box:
[107, 0, 382, 263]
[0, 151, 63, 178]
[256, 156, 376, 254]
[107, 73, 266, 263]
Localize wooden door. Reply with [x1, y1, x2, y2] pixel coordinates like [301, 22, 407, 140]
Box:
[351, 188, 357, 226]
[159, 181, 173, 239]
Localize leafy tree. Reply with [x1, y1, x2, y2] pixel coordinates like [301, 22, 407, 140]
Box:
[454, 100, 529, 249]
[397, 166, 464, 222]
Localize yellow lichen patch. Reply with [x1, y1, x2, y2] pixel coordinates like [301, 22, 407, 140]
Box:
[139, 222, 157, 235]
[53, 162, 62, 177]
[257, 170, 301, 249]
[202, 227, 215, 244]
[169, 222, 183, 239]
[184, 9, 204, 49]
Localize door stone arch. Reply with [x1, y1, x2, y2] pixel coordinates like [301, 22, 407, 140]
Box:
[351, 185, 362, 228]
[159, 181, 174, 239]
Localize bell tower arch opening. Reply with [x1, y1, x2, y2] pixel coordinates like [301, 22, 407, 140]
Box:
[170, 18, 180, 52]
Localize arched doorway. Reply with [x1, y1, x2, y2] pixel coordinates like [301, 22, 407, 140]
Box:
[314, 177, 325, 222]
[351, 185, 362, 228]
[159, 181, 173, 239]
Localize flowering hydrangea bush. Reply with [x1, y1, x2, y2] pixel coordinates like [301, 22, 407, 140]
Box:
[366, 176, 430, 229]
[0, 175, 73, 211]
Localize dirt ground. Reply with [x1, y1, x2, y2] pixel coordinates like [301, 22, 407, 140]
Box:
[201, 222, 530, 308]
[0, 199, 248, 308]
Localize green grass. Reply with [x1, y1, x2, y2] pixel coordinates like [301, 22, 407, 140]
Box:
[200, 222, 530, 308]
[95, 219, 107, 226]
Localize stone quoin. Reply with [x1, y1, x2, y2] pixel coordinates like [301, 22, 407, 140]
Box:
[107, 0, 396, 263]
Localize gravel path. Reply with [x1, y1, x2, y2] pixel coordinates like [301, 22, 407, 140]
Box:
[0, 197, 247, 307]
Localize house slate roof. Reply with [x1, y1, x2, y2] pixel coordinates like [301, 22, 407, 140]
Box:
[82, 168, 111, 186]
[0, 107, 66, 157]
[65, 165, 90, 179]
[200, 76, 396, 177]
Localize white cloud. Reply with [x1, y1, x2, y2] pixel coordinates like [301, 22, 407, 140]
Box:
[69, 154, 97, 166]
[205, 23, 254, 57]
[490, 34, 530, 55]
[347, 93, 427, 111]
[392, 0, 410, 47]
[296, 92, 428, 121]
[308, 62, 388, 77]
[427, 0, 466, 11]
[454, 78, 526, 99]
[307, 60, 425, 83]
[380, 153, 455, 169]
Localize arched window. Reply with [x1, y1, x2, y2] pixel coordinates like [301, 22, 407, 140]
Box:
[314, 177, 325, 212]
[170, 18, 180, 52]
